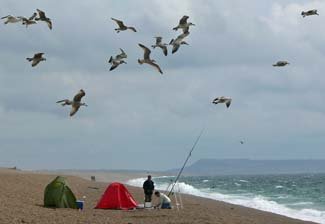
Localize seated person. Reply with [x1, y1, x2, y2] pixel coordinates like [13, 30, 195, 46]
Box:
[154, 191, 172, 209]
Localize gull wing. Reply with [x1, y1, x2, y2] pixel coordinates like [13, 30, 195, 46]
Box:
[73, 89, 85, 102]
[70, 105, 80, 116]
[29, 12, 37, 20]
[225, 99, 232, 108]
[31, 59, 40, 67]
[161, 45, 168, 56]
[46, 20, 52, 29]
[1, 15, 10, 19]
[111, 18, 125, 28]
[128, 27, 137, 32]
[148, 61, 163, 74]
[36, 9, 46, 19]
[34, 53, 44, 59]
[56, 99, 69, 104]
[179, 15, 189, 25]
[138, 43, 151, 60]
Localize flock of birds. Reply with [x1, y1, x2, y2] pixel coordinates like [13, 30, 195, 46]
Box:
[1, 8, 320, 117]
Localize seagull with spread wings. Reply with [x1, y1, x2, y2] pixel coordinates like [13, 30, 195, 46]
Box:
[111, 18, 137, 33]
[173, 15, 195, 33]
[26, 53, 46, 67]
[35, 9, 52, 30]
[108, 48, 127, 71]
[169, 31, 190, 54]
[18, 13, 37, 28]
[138, 43, 163, 74]
[56, 89, 88, 117]
[1, 15, 21, 24]
[273, 61, 290, 67]
[152, 37, 168, 56]
[212, 96, 232, 108]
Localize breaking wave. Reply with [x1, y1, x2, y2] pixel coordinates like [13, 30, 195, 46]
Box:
[127, 177, 325, 223]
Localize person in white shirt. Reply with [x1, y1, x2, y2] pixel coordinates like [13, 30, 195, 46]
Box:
[154, 191, 172, 209]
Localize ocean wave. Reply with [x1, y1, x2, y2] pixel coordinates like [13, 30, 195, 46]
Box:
[127, 177, 325, 223]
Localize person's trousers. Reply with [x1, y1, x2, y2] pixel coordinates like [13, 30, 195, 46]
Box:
[161, 202, 171, 209]
[145, 193, 152, 202]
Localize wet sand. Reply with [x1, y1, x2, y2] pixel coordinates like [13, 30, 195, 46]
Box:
[0, 168, 315, 224]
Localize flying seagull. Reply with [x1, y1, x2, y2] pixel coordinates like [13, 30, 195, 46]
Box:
[56, 89, 88, 117]
[273, 61, 289, 67]
[111, 18, 137, 33]
[26, 53, 46, 67]
[152, 37, 168, 56]
[35, 9, 52, 30]
[108, 48, 127, 71]
[138, 43, 163, 74]
[18, 13, 37, 28]
[173, 15, 195, 33]
[301, 9, 319, 17]
[212, 96, 232, 108]
[1, 15, 21, 24]
[115, 48, 127, 61]
[169, 32, 190, 54]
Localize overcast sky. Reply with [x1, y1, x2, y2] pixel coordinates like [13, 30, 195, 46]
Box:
[1, 0, 325, 171]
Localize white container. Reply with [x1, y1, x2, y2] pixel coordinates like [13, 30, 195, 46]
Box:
[144, 202, 152, 208]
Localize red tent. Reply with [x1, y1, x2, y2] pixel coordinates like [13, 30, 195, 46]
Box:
[95, 182, 138, 210]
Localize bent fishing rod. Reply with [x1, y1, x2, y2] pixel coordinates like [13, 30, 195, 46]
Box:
[167, 127, 205, 197]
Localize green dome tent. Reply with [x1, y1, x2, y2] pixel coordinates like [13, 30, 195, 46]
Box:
[44, 176, 77, 208]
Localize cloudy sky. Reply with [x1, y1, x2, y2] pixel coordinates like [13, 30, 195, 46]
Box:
[1, 0, 325, 170]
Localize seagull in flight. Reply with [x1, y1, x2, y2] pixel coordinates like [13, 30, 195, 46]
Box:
[138, 43, 163, 74]
[169, 32, 190, 54]
[26, 53, 46, 67]
[173, 15, 195, 33]
[35, 9, 52, 30]
[56, 89, 88, 117]
[108, 48, 127, 71]
[273, 61, 290, 67]
[152, 37, 168, 56]
[301, 9, 319, 17]
[212, 96, 232, 108]
[111, 18, 137, 33]
[1, 15, 21, 24]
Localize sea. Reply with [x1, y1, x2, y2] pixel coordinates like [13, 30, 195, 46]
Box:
[127, 173, 325, 224]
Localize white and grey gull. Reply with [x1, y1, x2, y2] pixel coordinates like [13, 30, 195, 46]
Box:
[169, 31, 190, 54]
[1, 15, 22, 24]
[35, 9, 52, 30]
[212, 96, 232, 108]
[138, 43, 163, 74]
[111, 18, 137, 33]
[152, 37, 168, 56]
[173, 15, 195, 33]
[108, 48, 127, 71]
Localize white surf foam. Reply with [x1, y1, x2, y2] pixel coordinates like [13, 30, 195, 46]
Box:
[127, 177, 325, 224]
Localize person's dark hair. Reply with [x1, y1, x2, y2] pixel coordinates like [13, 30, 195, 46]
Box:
[154, 191, 160, 196]
[148, 175, 152, 179]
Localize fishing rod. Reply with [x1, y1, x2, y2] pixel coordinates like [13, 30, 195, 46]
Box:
[167, 127, 206, 197]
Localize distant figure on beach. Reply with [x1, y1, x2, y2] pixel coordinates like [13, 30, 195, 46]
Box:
[154, 191, 171, 209]
[143, 175, 155, 202]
